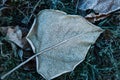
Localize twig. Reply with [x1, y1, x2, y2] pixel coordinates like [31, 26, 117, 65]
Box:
[27, 0, 42, 24]
[16, 8, 28, 19]
[75, 0, 80, 14]
[2, 0, 7, 5]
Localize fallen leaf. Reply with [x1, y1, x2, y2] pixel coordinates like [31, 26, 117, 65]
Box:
[78, 0, 120, 22]
[6, 26, 23, 48]
[78, 0, 120, 14]
[0, 26, 30, 50]
[26, 9, 103, 79]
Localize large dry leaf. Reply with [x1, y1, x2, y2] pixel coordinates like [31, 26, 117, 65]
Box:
[78, 0, 120, 22]
[78, 0, 120, 14]
[26, 9, 103, 80]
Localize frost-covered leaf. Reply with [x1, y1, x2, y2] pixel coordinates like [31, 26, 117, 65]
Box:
[6, 26, 23, 48]
[78, 0, 120, 14]
[26, 9, 103, 80]
[78, 0, 120, 22]
[0, 26, 30, 49]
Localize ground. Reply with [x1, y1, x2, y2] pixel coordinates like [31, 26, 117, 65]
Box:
[0, 0, 120, 80]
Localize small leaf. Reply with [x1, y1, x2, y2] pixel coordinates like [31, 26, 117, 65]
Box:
[6, 26, 23, 48]
[0, 26, 30, 50]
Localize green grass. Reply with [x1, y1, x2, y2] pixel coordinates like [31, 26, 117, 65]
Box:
[0, 0, 120, 80]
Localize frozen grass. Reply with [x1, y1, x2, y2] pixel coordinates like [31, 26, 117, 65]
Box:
[0, 0, 120, 80]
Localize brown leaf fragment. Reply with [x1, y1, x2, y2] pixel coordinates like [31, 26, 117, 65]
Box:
[85, 13, 110, 23]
